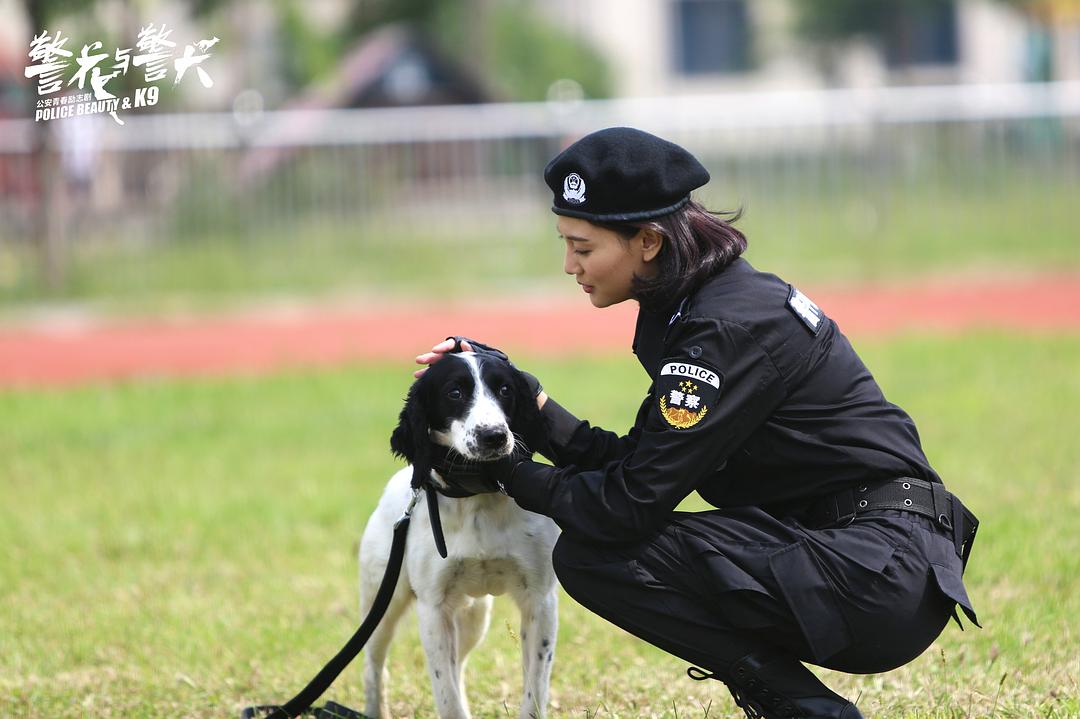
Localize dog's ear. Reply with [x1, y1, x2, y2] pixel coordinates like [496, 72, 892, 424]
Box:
[390, 382, 420, 459]
[511, 369, 551, 457]
[390, 380, 434, 489]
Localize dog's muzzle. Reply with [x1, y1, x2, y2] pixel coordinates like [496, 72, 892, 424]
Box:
[432, 448, 503, 497]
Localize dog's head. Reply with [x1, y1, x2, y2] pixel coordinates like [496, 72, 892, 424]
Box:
[390, 352, 547, 489]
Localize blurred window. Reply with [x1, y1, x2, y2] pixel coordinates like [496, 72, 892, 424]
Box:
[884, 1, 958, 67]
[673, 0, 751, 75]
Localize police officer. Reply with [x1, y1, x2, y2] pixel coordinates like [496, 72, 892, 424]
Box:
[416, 127, 980, 719]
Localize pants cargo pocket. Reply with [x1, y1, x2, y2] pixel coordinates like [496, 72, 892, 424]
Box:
[768, 539, 852, 663]
[924, 527, 980, 629]
[929, 562, 980, 629]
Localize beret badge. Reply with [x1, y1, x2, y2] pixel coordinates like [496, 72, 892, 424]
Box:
[544, 127, 710, 222]
[562, 172, 586, 205]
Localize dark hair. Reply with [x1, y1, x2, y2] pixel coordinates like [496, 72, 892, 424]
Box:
[597, 200, 748, 311]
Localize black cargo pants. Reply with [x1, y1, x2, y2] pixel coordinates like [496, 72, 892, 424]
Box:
[551, 506, 977, 700]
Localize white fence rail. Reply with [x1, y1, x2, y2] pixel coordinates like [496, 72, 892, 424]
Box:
[0, 81, 1078, 295]
[3, 81, 1080, 151]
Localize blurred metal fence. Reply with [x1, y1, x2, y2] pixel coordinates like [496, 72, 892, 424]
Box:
[1, 81, 1078, 300]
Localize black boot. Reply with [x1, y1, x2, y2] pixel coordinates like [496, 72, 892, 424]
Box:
[688, 650, 865, 719]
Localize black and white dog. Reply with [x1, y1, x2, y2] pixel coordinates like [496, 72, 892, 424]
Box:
[359, 352, 560, 719]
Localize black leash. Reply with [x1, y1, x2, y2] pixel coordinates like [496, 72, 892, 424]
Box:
[241, 441, 497, 716]
[241, 459, 479, 719]
[240, 344, 510, 717]
[241, 488, 426, 719]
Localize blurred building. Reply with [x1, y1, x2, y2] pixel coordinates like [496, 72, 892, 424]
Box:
[540, 0, 1080, 96]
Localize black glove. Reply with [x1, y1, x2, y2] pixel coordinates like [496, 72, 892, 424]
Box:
[445, 336, 543, 398]
[430, 443, 530, 496]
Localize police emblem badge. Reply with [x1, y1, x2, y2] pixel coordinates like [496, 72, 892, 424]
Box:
[656, 359, 721, 430]
[562, 172, 586, 204]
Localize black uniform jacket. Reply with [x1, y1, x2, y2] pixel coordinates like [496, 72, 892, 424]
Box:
[508, 258, 942, 546]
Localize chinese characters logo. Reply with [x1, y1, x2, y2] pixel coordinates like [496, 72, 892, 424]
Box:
[25, 24, 220, 125]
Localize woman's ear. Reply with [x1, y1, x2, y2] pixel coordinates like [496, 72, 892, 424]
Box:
[638, 229, 664, 263]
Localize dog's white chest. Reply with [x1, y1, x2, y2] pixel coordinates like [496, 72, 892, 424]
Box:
[361, 494, 560, 719]
[443, 556, 523, 598]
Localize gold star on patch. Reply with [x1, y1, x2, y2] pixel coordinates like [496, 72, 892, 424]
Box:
[679, 380, 698, 394]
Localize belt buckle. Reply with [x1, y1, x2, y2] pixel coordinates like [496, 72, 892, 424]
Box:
[930, 481, 953, 531]
[834, 491, 857, 527]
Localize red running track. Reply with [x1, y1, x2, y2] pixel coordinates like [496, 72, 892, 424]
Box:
[1, 273, 1078, 388]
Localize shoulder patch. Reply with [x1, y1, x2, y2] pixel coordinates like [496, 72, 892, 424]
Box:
[786, 285, 824, 335]
[656, 359, 722, 430]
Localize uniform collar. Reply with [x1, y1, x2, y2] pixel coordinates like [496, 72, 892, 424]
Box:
[632, 301, 682, 377]
[630, 302, 665, 377]
[631, 258, 750, 377]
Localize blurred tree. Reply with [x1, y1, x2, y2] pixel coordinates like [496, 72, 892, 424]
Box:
[21, 0, 219, 291]
[481, 0, 612, 101]
[346, 0, 445, 38]
[277, 0, 347, 91]
[795, 0, 960, 76]
[22, 0, 91, 36]
[19, 0, 609, 291]
[342, 0, 611, 101]
[795, 0, 952, 42]
[22, 0, 92, 292]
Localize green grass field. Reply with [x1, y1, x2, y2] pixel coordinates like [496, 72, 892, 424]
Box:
[2, 332, 1078, 718]
[1, 174, 1077, 313]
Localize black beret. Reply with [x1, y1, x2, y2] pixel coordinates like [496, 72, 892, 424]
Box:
[543, 127, 710, 223]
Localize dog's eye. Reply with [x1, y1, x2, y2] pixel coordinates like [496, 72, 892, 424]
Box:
[498, 384, 512, 397]
[447, 388, 463, 401]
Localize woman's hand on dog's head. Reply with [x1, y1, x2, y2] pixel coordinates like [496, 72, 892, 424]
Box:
[414, 338, 473, 378]
[412, 337, 547, 409]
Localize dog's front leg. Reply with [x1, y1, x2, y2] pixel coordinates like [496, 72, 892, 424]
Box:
[416, 600, 471, 719]
[516, 588, 558, 719]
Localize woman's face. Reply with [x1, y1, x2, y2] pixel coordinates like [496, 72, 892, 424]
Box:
[558, 216, 662, 308]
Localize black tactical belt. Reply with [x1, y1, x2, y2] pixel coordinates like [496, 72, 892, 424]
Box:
[806, 476, 978, 568]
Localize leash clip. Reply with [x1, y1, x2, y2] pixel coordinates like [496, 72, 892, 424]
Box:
[395, 488, 422, 529]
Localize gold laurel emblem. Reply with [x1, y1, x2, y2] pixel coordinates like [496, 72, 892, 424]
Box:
[659, 395, 708, 429]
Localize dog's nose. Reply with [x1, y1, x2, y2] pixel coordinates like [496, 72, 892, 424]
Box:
[476, 426, 508, 449]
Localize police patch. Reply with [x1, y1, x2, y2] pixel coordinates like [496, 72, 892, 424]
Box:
[786, 285, 824, 335]
[656, 359, 722, 430]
